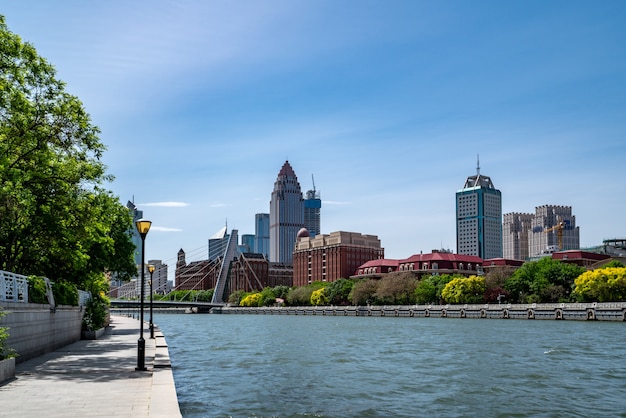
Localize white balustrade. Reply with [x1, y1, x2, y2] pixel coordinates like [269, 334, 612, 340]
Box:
[0, 270, 29, 302]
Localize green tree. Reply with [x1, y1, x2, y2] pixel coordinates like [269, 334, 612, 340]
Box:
[349, 279, 378, 305]
[374, 273, 417, 305]
[228, 289, 246, 305]
[259, 287, 277, 306]
[325, 278, 355, 305]
[504, 257, 584, 303]
[414, 274, 456, 304]
[286, 282, 326, 306]
[0, 17, 135, 293]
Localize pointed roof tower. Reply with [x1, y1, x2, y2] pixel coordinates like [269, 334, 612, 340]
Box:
[462, 154, 496, 190]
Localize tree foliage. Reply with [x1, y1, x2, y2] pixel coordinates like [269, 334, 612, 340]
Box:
[441, 275, 486, 304]
[0, 17, 135, 292]
[240, 292, 262, 307]
[374, 273, 417, 305]
[414, 274, 456, 304]
[310, 287, 327, 306]
[325, 278, 354, 305]
[572, 267, 626, 302]
[350, 279, 378, 305]
[503, 257, 584, 303]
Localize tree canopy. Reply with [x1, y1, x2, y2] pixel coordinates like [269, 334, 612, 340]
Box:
[0, 16, 135, 291]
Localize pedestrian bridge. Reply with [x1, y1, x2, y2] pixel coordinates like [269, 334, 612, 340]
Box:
[110, 299, 224, 313]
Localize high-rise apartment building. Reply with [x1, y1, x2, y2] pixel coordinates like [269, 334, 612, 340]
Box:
[304, 182, 321, 237]
[456, 159, 502, 259]
[269, 161, 304, 264]
[254, 213, 270, 259]
[503, 213, 534, 260]
[528, 205, 580, 256]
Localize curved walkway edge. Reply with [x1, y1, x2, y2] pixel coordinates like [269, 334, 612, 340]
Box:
[0, 315, 181, 418]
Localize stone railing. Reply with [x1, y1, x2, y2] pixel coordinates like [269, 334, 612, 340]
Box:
[0, 270, 29, 303]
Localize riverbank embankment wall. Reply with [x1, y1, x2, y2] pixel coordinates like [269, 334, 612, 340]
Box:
[0, 301, 82, 363]
[215, 302, 626, 321]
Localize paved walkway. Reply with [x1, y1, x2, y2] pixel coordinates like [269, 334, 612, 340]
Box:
[0, 315, 181, 417]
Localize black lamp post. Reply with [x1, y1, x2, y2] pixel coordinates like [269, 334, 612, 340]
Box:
[135, 219, 151, 371]
[148, 264, 155, 339]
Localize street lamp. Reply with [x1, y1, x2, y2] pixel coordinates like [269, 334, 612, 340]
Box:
[135, 218, 151, 371]
[148, 264, 155, 339]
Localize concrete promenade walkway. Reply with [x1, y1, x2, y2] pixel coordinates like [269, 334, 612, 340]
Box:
[0, 315, 181, 417]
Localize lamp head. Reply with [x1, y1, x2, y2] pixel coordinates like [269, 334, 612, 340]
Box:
[148, 264, 155, 274]
[135, 219, 152, 238]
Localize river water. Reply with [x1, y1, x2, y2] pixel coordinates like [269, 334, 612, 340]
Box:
[154, 314, 626, 418]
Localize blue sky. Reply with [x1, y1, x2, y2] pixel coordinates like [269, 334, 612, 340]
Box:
[3, 1, 626, 279]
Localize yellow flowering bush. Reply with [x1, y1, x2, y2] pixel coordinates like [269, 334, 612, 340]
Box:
[573, 267, 626, 302]
[441, 275, 486, 304]
[239, 292, 262, 307]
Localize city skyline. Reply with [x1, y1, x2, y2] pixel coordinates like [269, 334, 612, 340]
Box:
[3, 2, 626, 280]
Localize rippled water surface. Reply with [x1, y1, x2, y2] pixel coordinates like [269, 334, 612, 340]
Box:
[154, 314, 626, 418]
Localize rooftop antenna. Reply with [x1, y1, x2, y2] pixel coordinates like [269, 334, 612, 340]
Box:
[312, 174, 316, 193]
[476, 154, 480, 176]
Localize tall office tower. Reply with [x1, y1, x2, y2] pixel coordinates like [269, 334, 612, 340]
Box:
[503, 213, 534, 260]
[456, 158, 502, 259]
[304, 178, 321, 237]
[127, 200, 144, 267]
[528, 205, 580, 256]
[254, 213, 270, 259]
[208, 225, 229, 261]
[240, 234, 255, 253]
[269, 160, 304, 264]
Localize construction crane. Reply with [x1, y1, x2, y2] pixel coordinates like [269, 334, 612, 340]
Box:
[544, 217, 566, 251]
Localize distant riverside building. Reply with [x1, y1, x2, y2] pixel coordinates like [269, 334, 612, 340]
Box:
[456, 158, 502, 259]
[503, 213, 534, 260]
[269, 160, 304, 265]
[175, 248, 218, 291]
[304, 185, 321, 237]
[529, 205, 580, 256]
[230, 253, 293, 294]
[147, 259, 169, 295]
[355, 250, 483, 279]
[293, 230, 384, 287]
[254, 213, 270, 259]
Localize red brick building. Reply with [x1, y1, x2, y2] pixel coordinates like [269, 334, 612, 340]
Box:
[293, 231, 384, 287]
[354, 250, 483, 279]
[174, 249, 218, 291]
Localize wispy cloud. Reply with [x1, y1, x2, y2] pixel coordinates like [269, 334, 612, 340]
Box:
[150, 226, 183, 232]
[140, 202, 189, 207]
[324, 201, 352, 205]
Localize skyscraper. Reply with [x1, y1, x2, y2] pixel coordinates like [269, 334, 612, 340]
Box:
[528, 205, 580, 256]
[208, 225, 229, 261]
[254, 213, 270, 259]
[503, 212, 534, 260]
[456, 158, 502, 259]
[269, 160, 304, 264]
[126, 200, 143, 273]
[304, 179, 321, 237]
